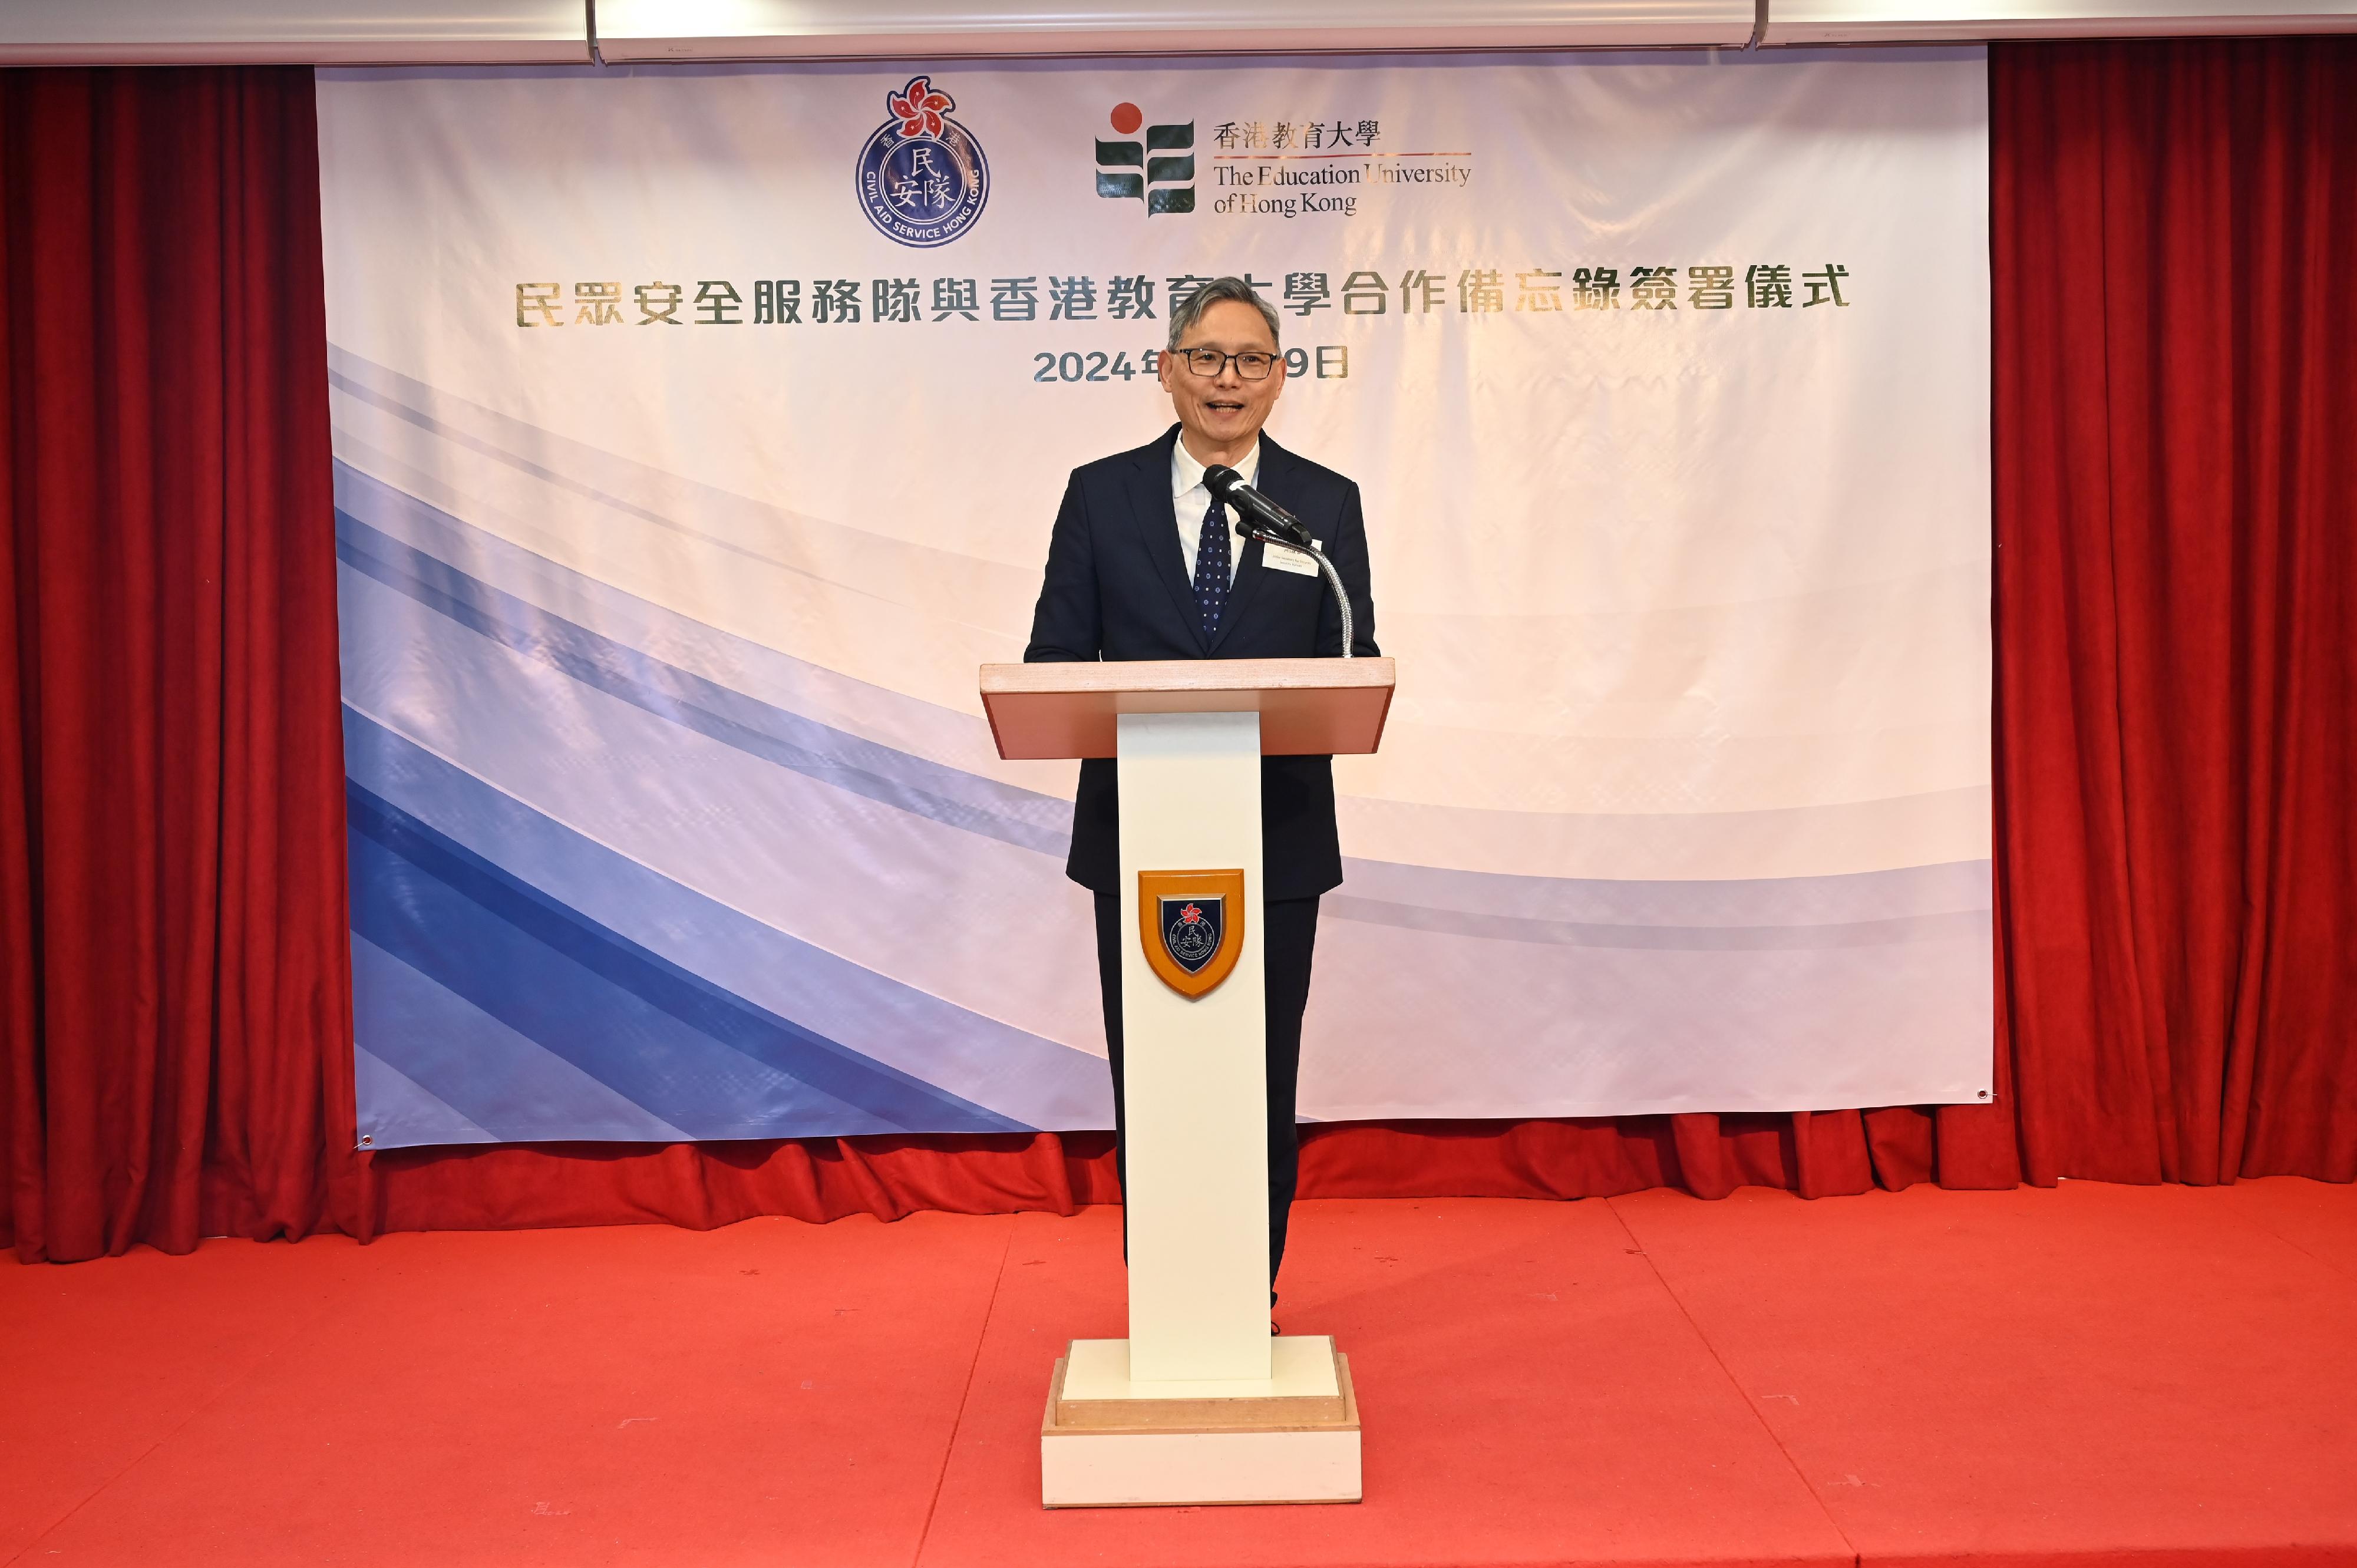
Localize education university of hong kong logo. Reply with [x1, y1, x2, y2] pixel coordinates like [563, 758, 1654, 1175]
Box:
[854, 75, 989, 248]
[1138, 869, 1246, 999]
[1095, 101, 1195, 215]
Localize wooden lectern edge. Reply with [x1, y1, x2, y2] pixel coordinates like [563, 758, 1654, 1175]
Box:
[1367, 678, 1395, 755]
[979, 656, 1395, 698]
[978, 657, 1396, 762]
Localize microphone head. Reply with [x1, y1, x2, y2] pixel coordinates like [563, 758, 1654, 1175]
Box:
[1201, 464, 1242, 501]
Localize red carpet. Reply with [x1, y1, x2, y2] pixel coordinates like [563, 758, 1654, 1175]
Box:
[5, 1180, 2354, 1568]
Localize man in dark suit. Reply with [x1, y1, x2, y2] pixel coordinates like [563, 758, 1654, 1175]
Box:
[1023, 277, 1379, 1319]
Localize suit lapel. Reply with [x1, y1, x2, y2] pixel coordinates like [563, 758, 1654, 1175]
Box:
[1204, 434, 1288, 655]
[1128, 425, 1207, 654]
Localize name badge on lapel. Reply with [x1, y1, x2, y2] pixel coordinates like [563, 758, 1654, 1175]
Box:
[1262, 538, 1323, 577]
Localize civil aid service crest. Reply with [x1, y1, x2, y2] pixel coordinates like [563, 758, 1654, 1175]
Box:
[854, 75, 990, 248]
[1137, 869, 1247, 999]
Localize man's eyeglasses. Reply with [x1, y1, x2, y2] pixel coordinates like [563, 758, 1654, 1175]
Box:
[1174, 346, 1279, 381]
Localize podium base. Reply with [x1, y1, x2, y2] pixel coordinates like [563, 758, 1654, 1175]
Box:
[1039, 1336, 1362, 1508]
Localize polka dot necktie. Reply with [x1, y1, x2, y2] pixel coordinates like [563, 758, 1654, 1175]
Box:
[1193, 495, 1232, 642]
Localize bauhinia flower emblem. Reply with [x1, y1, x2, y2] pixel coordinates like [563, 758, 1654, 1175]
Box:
[887, 77, 954, 139]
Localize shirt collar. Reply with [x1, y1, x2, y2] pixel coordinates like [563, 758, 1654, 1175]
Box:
[1171, 435, 1260, 500]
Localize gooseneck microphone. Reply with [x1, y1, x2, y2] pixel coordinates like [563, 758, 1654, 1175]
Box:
[1201, 464, 1356, 660]
[1202, 465, 1312, 550]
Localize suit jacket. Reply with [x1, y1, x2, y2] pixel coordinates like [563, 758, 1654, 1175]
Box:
[1023, 424, 1380, 900]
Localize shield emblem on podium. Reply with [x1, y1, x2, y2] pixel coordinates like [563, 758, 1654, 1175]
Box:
[1137, 869, 1246, 999]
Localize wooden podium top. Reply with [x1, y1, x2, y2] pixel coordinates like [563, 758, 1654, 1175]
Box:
[981, 657, 1396, 760]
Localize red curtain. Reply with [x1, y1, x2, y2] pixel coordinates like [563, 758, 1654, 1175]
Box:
[5, 39, 2352, 1262]
[1992, 37, 2357, 1186]
[0, 68, 359, 1263]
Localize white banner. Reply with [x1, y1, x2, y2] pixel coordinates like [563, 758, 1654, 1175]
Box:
[319, 49, 1992, 1147]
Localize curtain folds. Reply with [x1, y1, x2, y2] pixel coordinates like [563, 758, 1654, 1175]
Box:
[1991, 38, 2357, 1186]
[4, 39, 2351, 1262]
[1, 69, 357, 1263]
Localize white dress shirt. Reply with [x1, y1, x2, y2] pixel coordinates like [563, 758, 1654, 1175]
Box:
[1171, 437, 1260, 588]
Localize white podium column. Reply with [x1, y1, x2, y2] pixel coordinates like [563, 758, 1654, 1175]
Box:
[981, 659, 1382, 1506]
[1115, 710, 1271, 1383]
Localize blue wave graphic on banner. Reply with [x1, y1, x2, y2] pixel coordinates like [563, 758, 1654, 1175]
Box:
[349, 772, 1022, 1139]
[335, 501, 1068, 857]
[334, 460, 1123, 1148]
[343, 695, 1110, 1147]
[332, 421, 1992, 1141]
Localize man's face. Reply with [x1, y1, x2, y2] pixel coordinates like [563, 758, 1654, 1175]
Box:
[1158, 298, 1287, 454]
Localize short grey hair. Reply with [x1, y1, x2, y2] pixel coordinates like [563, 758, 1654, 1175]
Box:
[1166, 276, 1282, 352]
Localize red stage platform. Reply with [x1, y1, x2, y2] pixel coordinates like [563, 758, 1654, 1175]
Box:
[6, 1179, 2354, 1567]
